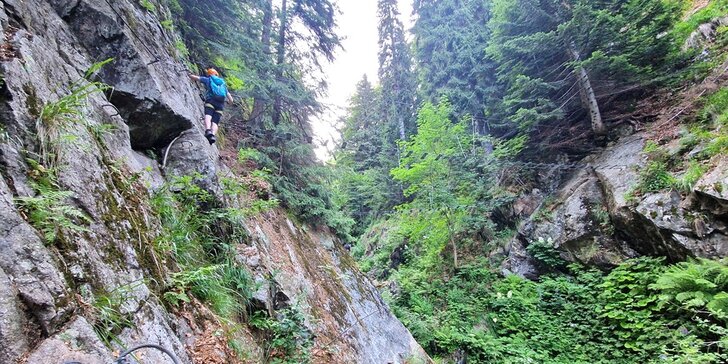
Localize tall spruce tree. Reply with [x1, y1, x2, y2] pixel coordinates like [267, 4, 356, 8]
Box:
[339, 76, 383, 171]
[377, 0, 417, 142]
[335, 76, 394, 234]
[412, 0, 496, 134]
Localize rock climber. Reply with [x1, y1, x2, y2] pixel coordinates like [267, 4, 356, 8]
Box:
[189, 68, 233, 145]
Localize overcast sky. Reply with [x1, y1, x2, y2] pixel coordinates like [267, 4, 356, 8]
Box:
[312, 0, 414, 160]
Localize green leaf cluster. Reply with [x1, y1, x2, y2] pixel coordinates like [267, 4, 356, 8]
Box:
[391, 257, 728, 363]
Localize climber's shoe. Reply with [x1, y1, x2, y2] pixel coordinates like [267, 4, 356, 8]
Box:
[208, 134, 216, 145]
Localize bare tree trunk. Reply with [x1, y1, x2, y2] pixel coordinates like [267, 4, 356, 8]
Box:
[446, 212, 458, 269]
[569, 46, 605, 136]
[273, 0, 287, 126]
[261, 0, 273, 51]
[251, 0, 273, 125]
[398, 115, 405, 140]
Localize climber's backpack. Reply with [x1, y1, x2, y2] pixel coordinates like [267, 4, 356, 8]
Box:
[208, 75, 228, 102]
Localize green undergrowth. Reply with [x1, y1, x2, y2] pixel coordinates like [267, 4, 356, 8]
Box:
[626, 88, 728, 200]
[250, 306, 313, 364]
[389, 257, 728, 363]
[152, 174, 255, 319]
[673, 0, 728, 45]
[86, 281, 143, 348]
[152, 173, 311, 362]
[14, 157, 90, 244]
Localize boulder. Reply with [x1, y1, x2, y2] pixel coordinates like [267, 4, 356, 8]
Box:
[24, 317, 113, 364]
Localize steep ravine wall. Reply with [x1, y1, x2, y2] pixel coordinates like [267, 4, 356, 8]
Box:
[502, 62, 728, 278]
[0, 0, 429, 363]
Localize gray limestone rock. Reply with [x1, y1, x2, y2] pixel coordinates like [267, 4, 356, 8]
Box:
[0, 267, 30, 363]
[116, 301, 193, 364]
[0, 178, 73, 335]
[24, 317, 114, 364]
[693, 156, 728, 216]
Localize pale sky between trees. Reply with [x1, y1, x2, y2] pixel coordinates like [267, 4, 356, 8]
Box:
[313, 0, 413, 160]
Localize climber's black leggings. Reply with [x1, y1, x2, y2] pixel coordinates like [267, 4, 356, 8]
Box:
[204, 98, 225, 124]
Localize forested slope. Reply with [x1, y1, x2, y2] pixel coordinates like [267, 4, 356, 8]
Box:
[0, 0, 429, 363]
[333, 1, 728, 363]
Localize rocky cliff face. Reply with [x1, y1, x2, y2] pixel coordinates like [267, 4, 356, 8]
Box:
[0, 0, 429, 363]
[502, 60, 728, 278]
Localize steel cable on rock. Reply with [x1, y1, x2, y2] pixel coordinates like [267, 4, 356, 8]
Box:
[495, 160, 636, 171]
[61, 344, 181, 364]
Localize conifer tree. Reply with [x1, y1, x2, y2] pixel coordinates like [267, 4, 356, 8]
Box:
[377, 0, 417, 142]
[412, 0, 496, 133]
[335, 76, 398, 234]
[486, 0, 679, 146]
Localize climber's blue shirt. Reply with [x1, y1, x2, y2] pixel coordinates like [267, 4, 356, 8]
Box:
[199, 76, 213, 100]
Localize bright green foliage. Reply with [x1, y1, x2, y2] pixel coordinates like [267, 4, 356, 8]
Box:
[596, 258, 670, 359]
[350, 99, 516, 275]
[392, 100, 470, 198]
[672, 0, 728, 45]
[391, 99, 493, 268]
[390, 257, 727, 363]
[652, 258, 728, 321]
[160, 19, 174, 31]
[139, 0, 156, 12]
[15, 159, 90, 244]
[526, 237, 565, 270]
[152, 176, 253, 319]
[638, 161, 677, 193]
[695, 88, 728, 159]
[37, 68, 110, 169]
[651, 258, 728, 362]
[90, 282, 142, 347]
[676, 161, 706, 192]
[15, 184, 91, 243]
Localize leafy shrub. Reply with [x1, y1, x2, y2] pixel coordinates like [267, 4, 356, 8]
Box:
[652, 258, 728, 321]
[90, 282, 142, 347]
[597, 258, 668, 359]
[526, 237, 565, 270]
[15, 160, 90, 244]
[652, 258, 728, 362]
[675, 161, 706, 192]
[250, 306, 313, 363]
[160, 19, 174, 31]
[638, 161, 677, 193]
[139, 0, 156, 12]
[36, 60, 111, 169]
[672, 0, 728, 45]
[389, 253, 728, 363]
[15, 184, 91, 243]
[237, 147, 261, 163]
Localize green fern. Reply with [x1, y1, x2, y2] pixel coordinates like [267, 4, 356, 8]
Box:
[15, 184, 91, 243]
[37, 59, 111, 169]
[651, 258, 728, 321]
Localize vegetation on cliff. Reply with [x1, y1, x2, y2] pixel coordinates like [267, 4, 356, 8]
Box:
[331, 0, 728, 362]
